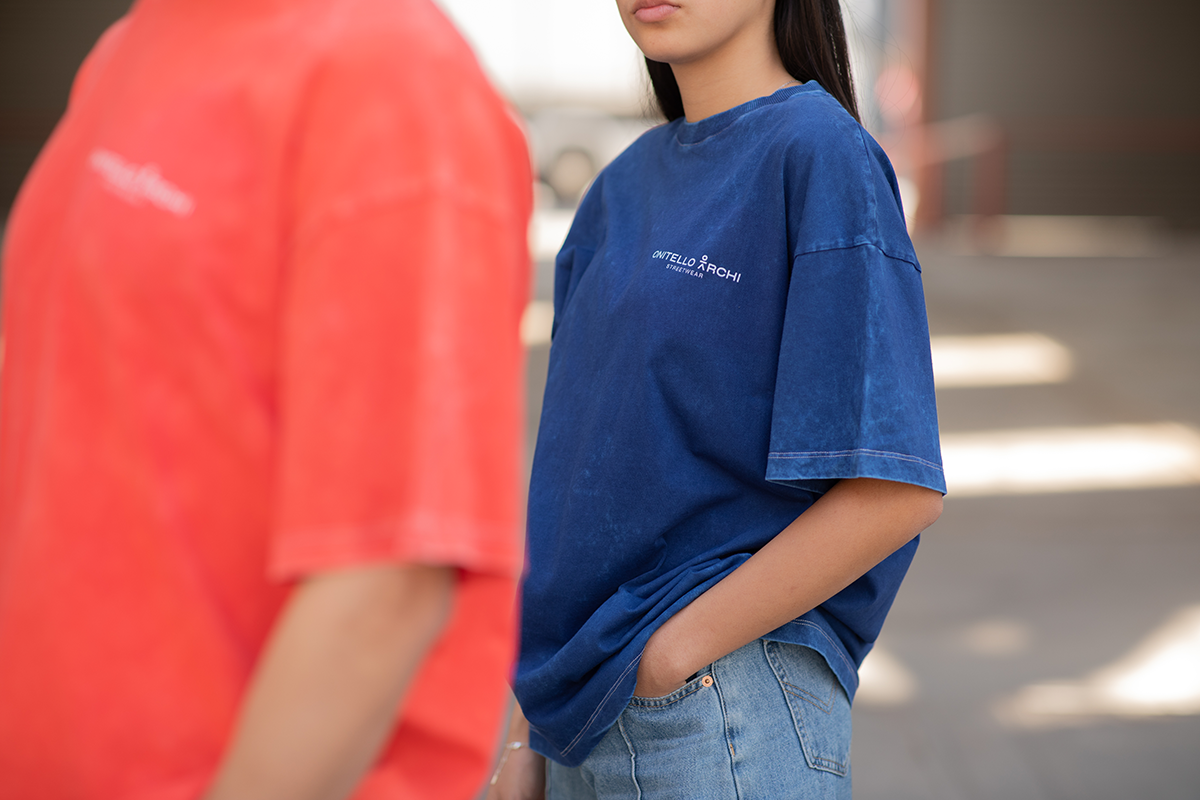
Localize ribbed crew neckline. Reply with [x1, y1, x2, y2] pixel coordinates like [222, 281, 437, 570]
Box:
[674, 82, 819, 145]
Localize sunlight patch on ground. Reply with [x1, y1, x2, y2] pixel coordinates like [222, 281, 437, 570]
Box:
[856, 645, 918, 707]
[962, 619, 1033, 657]
[997, 605, 1200, 727]
[941, 423, 1200, 496]
[931, 333, 1072, 388]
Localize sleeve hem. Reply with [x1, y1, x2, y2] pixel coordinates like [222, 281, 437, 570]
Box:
[766, 448, 947, 495]
[269, 514, 522, 582]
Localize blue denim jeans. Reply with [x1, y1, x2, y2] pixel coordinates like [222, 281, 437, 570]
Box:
[546, 639, 852, 799]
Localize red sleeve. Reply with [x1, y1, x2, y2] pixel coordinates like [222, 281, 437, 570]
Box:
[270, 27, 532, 581]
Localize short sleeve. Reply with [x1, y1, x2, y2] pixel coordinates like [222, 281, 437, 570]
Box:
[270, 29, 532, 580]
[765, 244, 946, 494]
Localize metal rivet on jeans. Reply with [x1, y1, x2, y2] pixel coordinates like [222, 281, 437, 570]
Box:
[701, 675, 714, 687]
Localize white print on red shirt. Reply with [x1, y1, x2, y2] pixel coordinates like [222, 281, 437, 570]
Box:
[88, 148, 195, 218]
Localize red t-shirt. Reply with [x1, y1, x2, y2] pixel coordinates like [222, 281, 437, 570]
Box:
[0, 0, 531, 797]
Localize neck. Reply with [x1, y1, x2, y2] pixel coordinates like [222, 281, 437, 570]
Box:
[671, 24, 794, 122]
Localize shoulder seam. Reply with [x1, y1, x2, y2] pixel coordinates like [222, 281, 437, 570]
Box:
[853, 125, 881, 243]
[791, 240, 921, 272]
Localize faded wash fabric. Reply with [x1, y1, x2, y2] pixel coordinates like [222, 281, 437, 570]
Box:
[546, 640, 853, 799]
[518, 82, 945, 767]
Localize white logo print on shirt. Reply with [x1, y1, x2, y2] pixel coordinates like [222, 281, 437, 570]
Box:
[651, 249, 741, 283]
[88, 148, 196, 218]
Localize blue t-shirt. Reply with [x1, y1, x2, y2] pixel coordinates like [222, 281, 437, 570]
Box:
[517, 82, 946, 767]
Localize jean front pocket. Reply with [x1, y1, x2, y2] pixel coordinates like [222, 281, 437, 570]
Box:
[612, 669, 732, 799]
[627, 669, 714, 709]
[763, 640, 852, 776]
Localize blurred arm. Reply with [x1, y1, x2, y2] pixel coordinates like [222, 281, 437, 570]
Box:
[635, 477, 942, 697]
[204, 563, 455, 800]
[484, 698, 547, 800]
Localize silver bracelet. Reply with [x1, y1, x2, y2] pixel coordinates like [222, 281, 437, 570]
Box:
[488, 741, 526, 786]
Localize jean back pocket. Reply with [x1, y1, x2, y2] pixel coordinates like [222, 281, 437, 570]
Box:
[763, 640, 852, 776]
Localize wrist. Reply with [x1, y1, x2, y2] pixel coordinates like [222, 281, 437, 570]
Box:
[505, 702, 531, 744]
[642, 628, 681, 679]
[637, 619, 700, 696]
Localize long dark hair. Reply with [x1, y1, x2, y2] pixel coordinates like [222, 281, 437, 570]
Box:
[645, 0, 860, 123]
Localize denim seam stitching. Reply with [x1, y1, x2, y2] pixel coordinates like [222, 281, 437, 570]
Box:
[768, 448, 944, 473]
[615, 715, 643, 800]
[780, 683, 836, 713]
[763, 642, 821, 772]
[560, 654, 643, 758]
[627, 678, 705, 709]
[712, 659, 744, 800]
[765, 642, 835, 713]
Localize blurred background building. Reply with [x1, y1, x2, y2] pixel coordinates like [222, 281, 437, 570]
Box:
[2, 1, 1198, 798]
[4, 0, 1199, 230]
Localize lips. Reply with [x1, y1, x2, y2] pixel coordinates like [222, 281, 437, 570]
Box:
[631, 0, 680, 23]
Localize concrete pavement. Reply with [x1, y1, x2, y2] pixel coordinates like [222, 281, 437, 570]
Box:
[851, 234, 1200, 800]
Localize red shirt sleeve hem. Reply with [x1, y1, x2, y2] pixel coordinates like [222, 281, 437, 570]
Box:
[269, 513, 521, 582]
